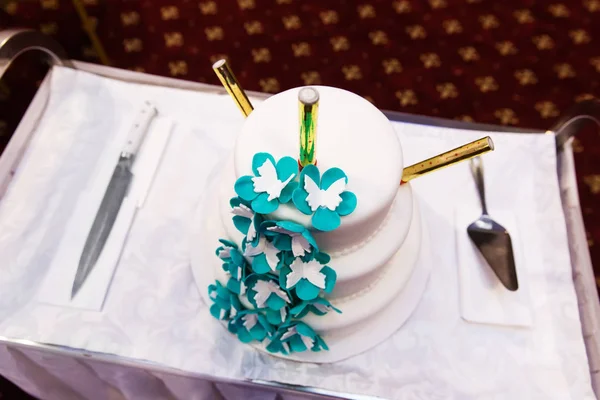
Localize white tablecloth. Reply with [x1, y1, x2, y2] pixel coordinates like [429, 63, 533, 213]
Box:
[0, 66, 594, 399]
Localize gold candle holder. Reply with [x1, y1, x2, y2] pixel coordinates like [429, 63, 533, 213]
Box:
[298, 87, 319, 168]
[212, 59, 253, 117]
[401, 136, 494, 184]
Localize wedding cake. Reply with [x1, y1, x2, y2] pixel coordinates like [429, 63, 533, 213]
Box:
[192, 86, 426, 361]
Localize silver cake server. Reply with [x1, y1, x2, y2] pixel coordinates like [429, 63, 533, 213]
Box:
[71, 102, 157, 299]
[467, 157, 519, 291]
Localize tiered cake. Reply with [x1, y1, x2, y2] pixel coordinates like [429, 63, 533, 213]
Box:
[193, 86, 426, 361]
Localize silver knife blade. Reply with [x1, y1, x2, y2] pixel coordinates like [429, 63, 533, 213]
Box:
[71, 157, 133, 299]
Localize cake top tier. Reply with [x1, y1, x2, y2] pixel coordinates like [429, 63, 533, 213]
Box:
[234, 86, 403, 251]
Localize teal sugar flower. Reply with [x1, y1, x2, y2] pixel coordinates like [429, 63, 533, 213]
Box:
[265, 332, 290, 355]
[265, 305, 291, 326]
[290, 297, 341, 318]
[215, 239, 239, 266]
[215, 239, 250, 295]
[292, 164, 357, 231]
[268, 322, 328, 354]
[230, 197, 263, 247]
[299, 248, 330, 265]
[208, 280, 243, 320]
[279, 256, 336, 301]
[228, 310, 274, 343]
[261, 220, 318, 258]
[243, 235, 291, 274]
[246, 275, 291, 311]
[234, 153, 298, 214]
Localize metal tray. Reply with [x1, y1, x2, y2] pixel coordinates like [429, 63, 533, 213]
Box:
[0, 29, 598, 399]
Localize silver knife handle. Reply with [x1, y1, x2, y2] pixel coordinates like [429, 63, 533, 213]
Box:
[121, 101, 158, 158]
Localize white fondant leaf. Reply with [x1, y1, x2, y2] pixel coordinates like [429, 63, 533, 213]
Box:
[252, 159, 295, 201]
[304, 176, 346, 211]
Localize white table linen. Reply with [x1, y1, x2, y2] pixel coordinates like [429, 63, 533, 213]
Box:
[0, 66, 594, 399]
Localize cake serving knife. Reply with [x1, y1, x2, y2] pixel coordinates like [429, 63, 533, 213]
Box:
[467, 157, 519, 291]
[71, 102, 157, 299]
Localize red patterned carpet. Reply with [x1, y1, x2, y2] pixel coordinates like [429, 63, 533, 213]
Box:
[2, 0, 600, 290]
[0, 2, 599, 394]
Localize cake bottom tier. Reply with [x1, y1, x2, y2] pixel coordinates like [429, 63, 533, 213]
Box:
[191, 178, 431, 362]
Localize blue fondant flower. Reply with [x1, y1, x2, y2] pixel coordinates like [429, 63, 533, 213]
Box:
[243, 236, 287, 274]
[215, 239, 239, 266]
[215, 239, 249, 295]
[226, 270, 248, 295]
[230, 197, 263, 247]
[265, 305, 291, 326]
[228, 310, 274, 343]
[279, 322, 328, 353]
[298, 248, 331, 265]
[290, 297, 341, 318]
[234, 153, 298, 214]
[279, 257, 336, 301]
[292, 164, 357, 231]
[265, 330, 289, 355]
[261, 220, 318, 257]
[208, 280, 243, 320]
[246, 275, 291, 311]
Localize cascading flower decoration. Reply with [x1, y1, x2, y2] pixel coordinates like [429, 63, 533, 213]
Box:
[208, 152, 357, 355]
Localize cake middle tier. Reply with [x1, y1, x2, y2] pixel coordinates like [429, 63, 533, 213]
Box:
[219, 158, 414, 299]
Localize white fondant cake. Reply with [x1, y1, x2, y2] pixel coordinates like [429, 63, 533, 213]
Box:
[192, 86, 428, 362]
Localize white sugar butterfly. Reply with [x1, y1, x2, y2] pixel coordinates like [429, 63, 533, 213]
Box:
[252, 280, 290, 308]
[304, 175, 346, 212]
[252, 159, 295, 201]
[285, 258, 326, 290]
